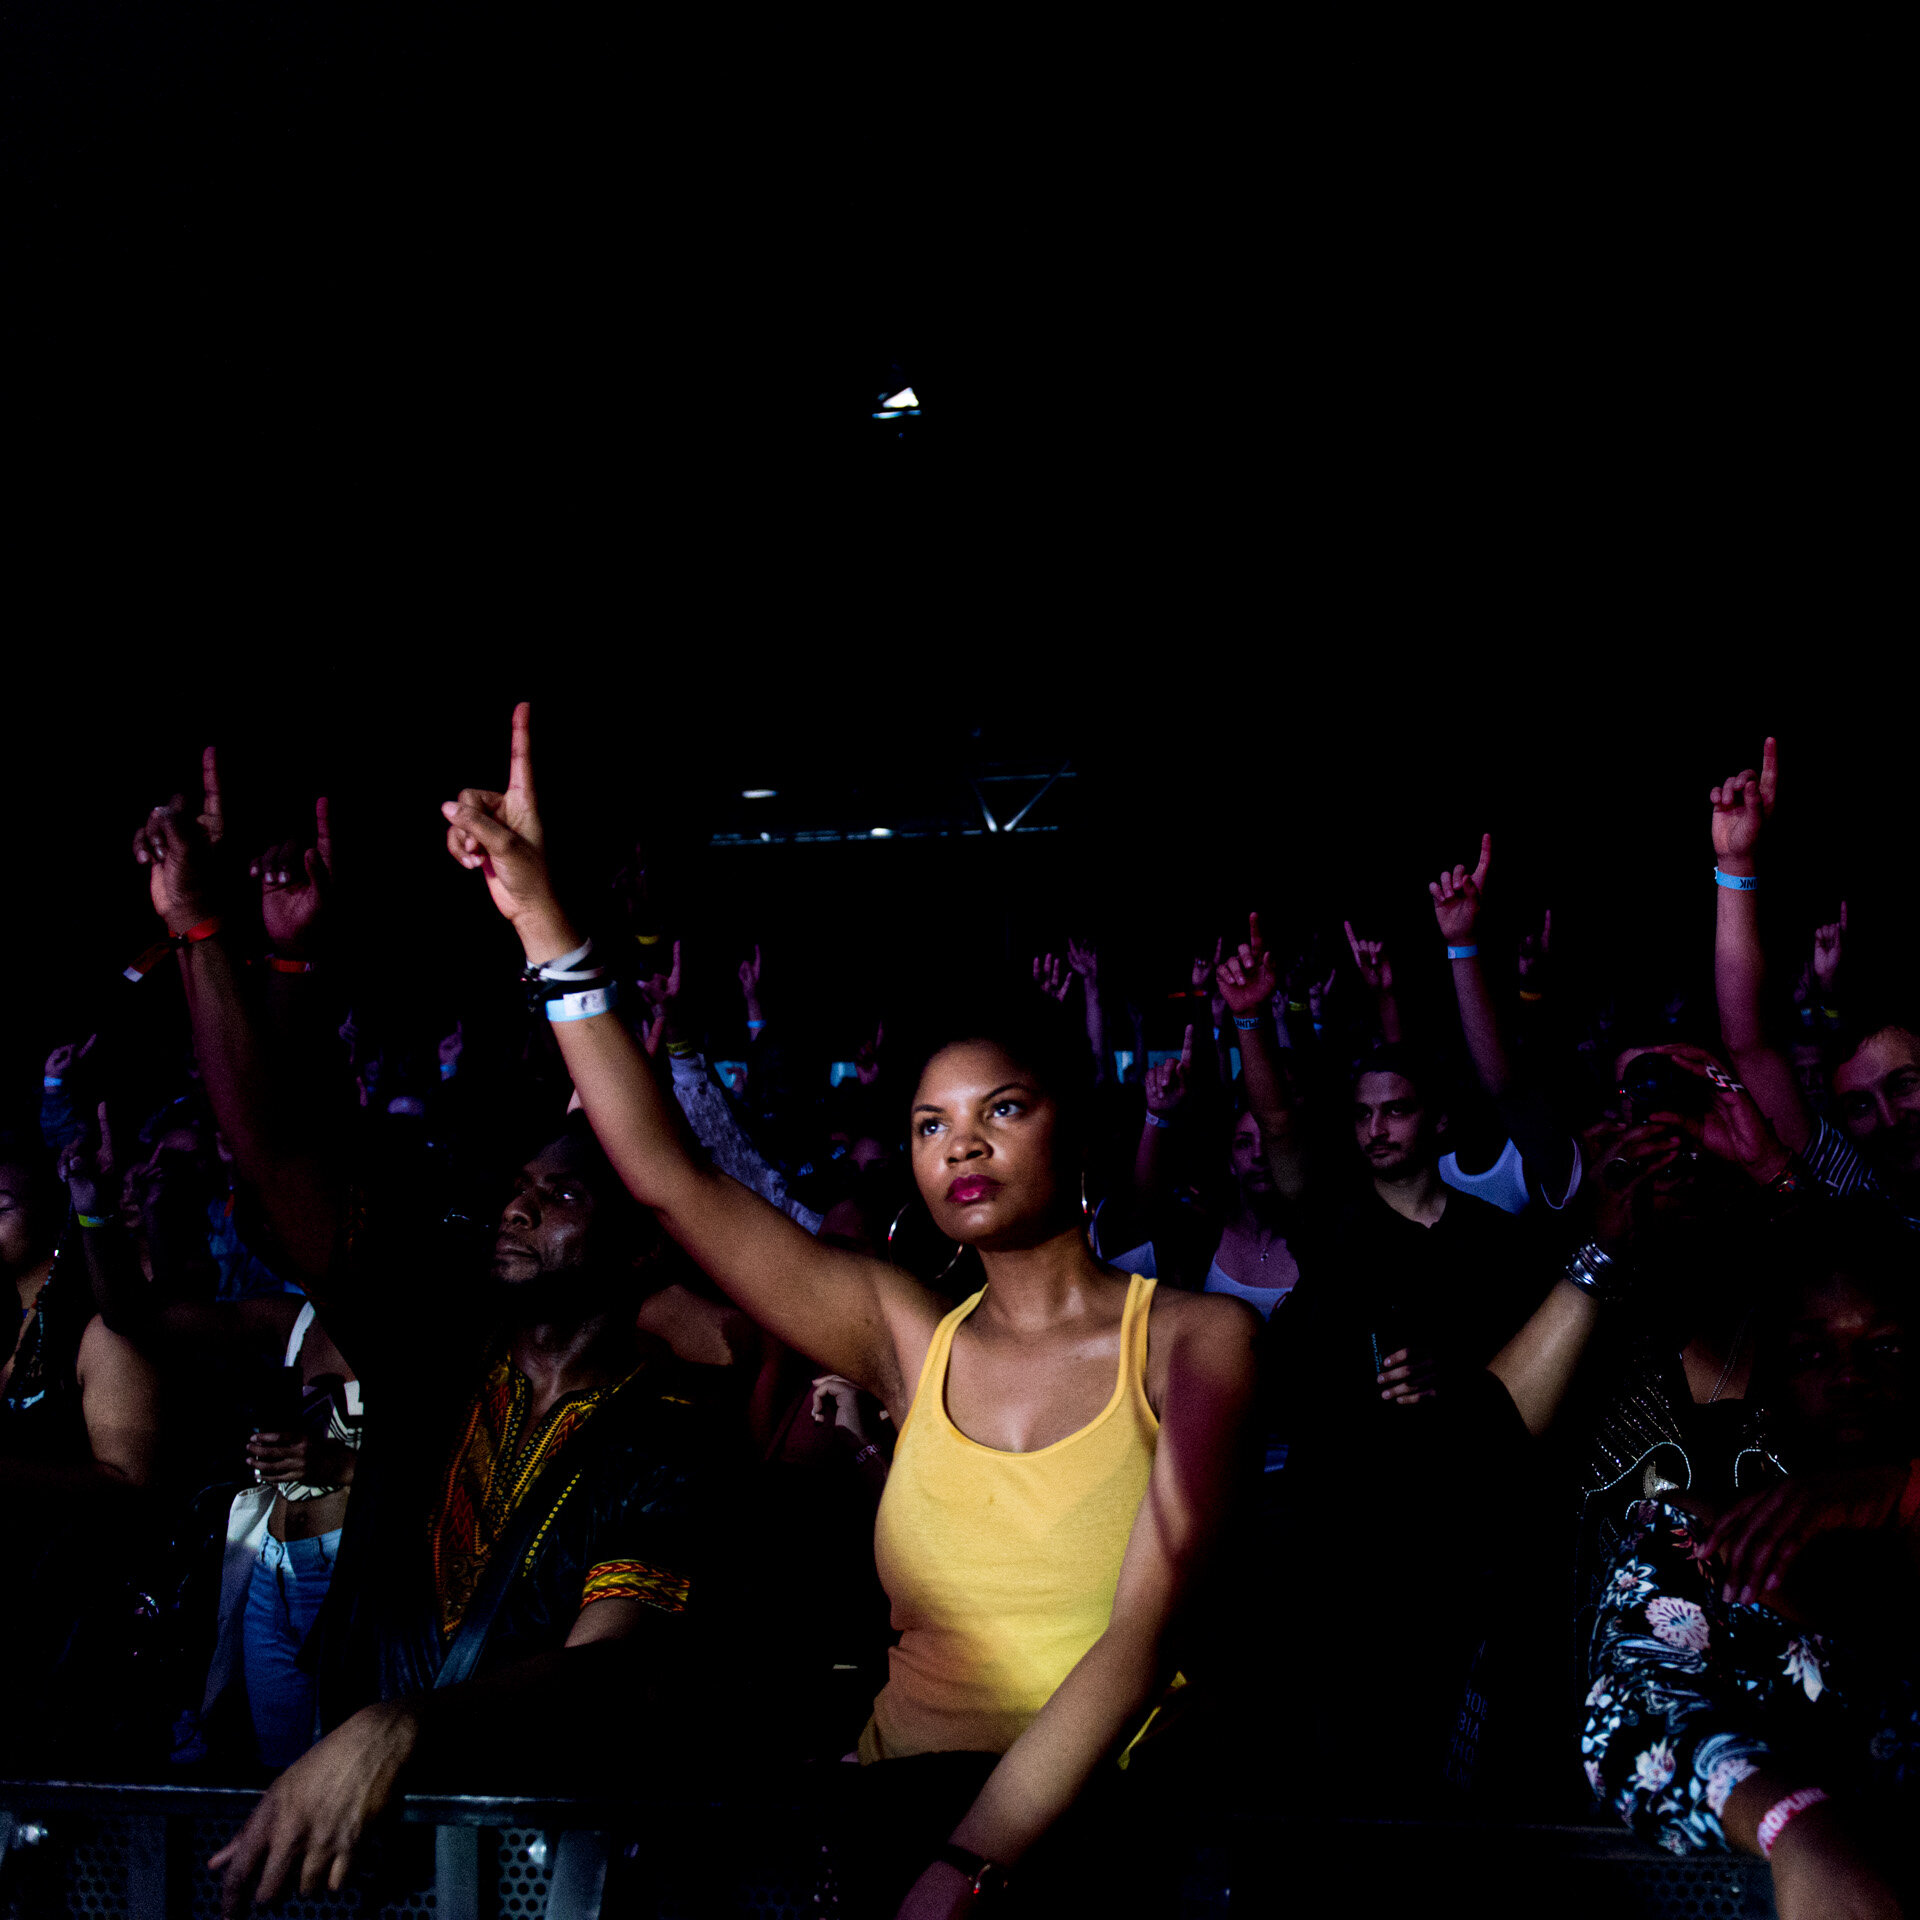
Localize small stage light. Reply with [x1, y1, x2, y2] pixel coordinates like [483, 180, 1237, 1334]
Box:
[742, 789, 777, 800]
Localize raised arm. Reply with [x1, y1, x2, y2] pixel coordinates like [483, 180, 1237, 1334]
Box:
[1711, 738, 1813, 1153]
[1431, 833, 1578, 1201]
[133, 787, 342, 1293]
[441, 704, 942, 1413]
[1342, 919, 1403, 1044]
[1067, 938, 1108, 1087]
[1217, 915, 1307, 1199]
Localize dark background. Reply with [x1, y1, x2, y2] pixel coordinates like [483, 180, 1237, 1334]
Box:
[4, 5, 1910, 1121]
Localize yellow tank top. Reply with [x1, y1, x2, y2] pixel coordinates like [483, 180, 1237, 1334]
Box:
[860, 1272, 1159, 1763]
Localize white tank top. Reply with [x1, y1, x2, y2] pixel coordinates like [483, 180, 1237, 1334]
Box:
[1439, 1136, 1583, 1214]
[1201, 1260, 1294, 1319]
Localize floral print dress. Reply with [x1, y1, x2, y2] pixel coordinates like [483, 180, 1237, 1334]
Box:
[1583, 1499, 1920, 1853]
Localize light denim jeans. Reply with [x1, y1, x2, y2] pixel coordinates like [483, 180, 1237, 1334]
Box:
[243, 1526, 340, 1767]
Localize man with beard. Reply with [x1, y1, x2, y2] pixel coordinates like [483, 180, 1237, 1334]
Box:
[127, 787, 711, 1913]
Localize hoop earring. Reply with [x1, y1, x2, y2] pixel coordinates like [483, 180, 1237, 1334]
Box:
[889, 1200, 967, 1282]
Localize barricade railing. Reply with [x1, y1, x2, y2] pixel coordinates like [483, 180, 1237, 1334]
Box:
[1, 1779, 1779, 1918]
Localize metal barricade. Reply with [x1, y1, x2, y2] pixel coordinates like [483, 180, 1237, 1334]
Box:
[2, 1781, 1780, 1918]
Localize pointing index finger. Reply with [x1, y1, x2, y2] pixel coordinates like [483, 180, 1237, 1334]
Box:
[1759, 736, 1778, 811]
[1471, 831, 1492, 891]
[508, 701, 536, 806]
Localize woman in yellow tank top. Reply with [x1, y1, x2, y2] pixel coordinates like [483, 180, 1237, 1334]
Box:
[440, 704, 1259, 1919]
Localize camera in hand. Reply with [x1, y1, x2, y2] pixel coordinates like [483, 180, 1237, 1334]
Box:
[1618, 1051, 1711, 1123]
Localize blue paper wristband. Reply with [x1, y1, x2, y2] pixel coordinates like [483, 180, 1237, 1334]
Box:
[1143, 1110, 1172, 1129]
[1714, 869, 1759, 891]
[43, 1076, 63, 1089]
[546, 982, 618, 1023]
[1233, 1015, 1263, 1030]
[1446, 945, 1479, 960]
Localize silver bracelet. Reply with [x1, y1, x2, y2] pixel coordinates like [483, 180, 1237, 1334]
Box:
[1562, 1241, 1627, 1307]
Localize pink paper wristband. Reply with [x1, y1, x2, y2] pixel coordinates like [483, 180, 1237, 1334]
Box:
[1756, 1786, 1829, 1858]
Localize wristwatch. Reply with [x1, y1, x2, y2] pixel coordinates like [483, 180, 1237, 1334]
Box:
[936, 1843, 1011, 1903]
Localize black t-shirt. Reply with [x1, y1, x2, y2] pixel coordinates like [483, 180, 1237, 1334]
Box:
[1266, 1180, 1542, 1455]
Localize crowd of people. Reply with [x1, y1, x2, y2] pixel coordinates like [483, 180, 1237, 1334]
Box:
[2, 714, 1915, 1919]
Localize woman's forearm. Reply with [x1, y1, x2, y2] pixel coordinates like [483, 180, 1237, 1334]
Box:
[1486, 1279, 1599, 1436]
[948, 1623, 1161, 1867]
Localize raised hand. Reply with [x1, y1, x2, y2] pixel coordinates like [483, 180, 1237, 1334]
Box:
[441, 703, 565, 949]
[132, 794, 220, 933]
[1191, 939, 1221, 996]
[1812, 902, 1847, 994]
[438, 1021, 464, 1080]
[640, 940, 684, 1023]
[1643, 1044, 1791, 1184]
[197, 745, 226, 846]
[738, 943, 764, 1010]
[856, 1019, 885, 1087]
[1709, 735, 1777, 871]
[1518, 907, 1551, 982]
[1429, 832, 1492, 944]
[252, 797, 333, 957]
[1066, 936, 1100, 985]
[1308, 964, 1337, 1024]
[45, 1034, 98, 1084]
[57, 1102, 116, 1221]
[1580, 1113, 1683, 1254]
[1215, 913, 1279, 1016]
[1031, 953, 1073, 1003]
[1144, 1025, 1194, 1116]
[1342, 919, 1394, 995]
[809, 1374, 868, 1438]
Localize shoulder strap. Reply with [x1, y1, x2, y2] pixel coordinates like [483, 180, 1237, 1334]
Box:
[433, 1377, 646, 1691]
[284, 1301, 318, 1369]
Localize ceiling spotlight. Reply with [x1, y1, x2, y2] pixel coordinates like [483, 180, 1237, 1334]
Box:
[741, 788, 777, 800]
[869, 826, 894, 838]
[760, 831, 771, 843]
[881, 386, 918, 409]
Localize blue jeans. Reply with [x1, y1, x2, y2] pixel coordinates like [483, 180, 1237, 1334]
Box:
[243, 1526, 340, 1767]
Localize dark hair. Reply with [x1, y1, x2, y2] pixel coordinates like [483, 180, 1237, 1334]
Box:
[900, 986, 1093, 1175]
[1834, 1010, 1920, 1073]
[1349, 1042, 1446, 1112]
